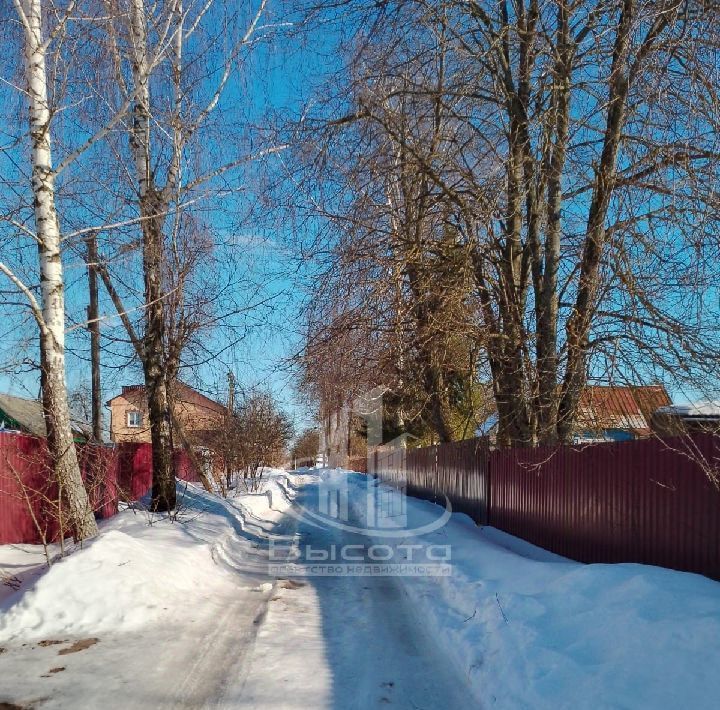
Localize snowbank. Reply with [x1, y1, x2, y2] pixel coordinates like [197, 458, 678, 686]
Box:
[0, 469, 298, 642]
[4, 465, 719, 709]
[343, 470, 720, 709]
[0, 527, 222, 640]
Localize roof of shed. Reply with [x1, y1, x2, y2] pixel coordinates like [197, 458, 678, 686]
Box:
[0, 393, 90, 438]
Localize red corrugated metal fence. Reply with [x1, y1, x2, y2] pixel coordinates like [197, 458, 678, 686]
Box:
[0, 434, 56, 544]
[0, 433, 202, 544]
[369, 434, 720, 579]
[372, 440, 490, 525]
[490, 435, 720, 577]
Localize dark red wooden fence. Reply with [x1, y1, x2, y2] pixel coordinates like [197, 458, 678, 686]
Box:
[370, 434, 720, 580]
[0, 433, 201, 544]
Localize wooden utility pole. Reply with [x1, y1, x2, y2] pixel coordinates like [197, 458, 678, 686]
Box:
[226, 371, 236, 488]
[86, 233, 102, 442]
[227, 371, 236, 412]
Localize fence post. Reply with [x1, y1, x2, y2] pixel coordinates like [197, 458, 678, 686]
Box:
[485, 438, 491, 527]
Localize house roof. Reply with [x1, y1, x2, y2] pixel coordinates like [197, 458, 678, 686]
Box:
[655, 400, 720, 419]
[576, 385, 671, 436]
[0, 393, 90, 438]
[106, 381, 227, 416]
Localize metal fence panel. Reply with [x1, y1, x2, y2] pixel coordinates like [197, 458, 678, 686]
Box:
[369, 437, 490, 524]
[436, 438, 489, 525]
[0, 434, 203, 545]
[489, 434, 720, 578]
[369, 433, 720, 579]
[0, 433, 53, 544]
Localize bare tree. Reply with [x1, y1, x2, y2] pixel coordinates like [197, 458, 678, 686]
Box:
[90, 0, 283, 510]
[291, 427, 320, 467]
[288, 0, 720, 447]
[288, 8, 491, 445]
[234, 391, 292, 490]
[0, 0, 104, 539]
[0, 0, 177, 536]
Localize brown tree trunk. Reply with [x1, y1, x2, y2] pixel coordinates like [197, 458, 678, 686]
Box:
[558, 0, 636, 443]
[471, 245, 533, 446]
[535, 0, 573, 445]
[405, 255, 457, 443]
[142, 214, 176, 511]
[86, 233, 102, 443]
[424, 362, 455, 444]
[128, 0, 176, 510]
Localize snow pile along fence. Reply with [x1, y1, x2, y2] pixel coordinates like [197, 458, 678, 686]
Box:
[369, 433, 720, 580]
[0, 433, 201, 544]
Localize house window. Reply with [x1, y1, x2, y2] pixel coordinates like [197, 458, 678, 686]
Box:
[127, 410, 143, 428]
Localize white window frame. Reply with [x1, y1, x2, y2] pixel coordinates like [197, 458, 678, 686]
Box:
[127, 410, 143, 428]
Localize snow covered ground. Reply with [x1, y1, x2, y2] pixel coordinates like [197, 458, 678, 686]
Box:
[341, 470, 720, 709]
[0, 472, 302, 709]
[1, 467, 719, 709]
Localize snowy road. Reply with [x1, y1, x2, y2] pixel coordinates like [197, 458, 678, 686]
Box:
[169, 479, 475, 709]
[3, 468, 720, 709]
[0, 472, 475, 710]
[231, 481, 474, 709]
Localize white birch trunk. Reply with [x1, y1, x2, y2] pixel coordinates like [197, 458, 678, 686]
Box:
[17, 0, 98, 540]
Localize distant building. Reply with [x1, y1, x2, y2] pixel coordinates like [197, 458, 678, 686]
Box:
[652, 400, 720, 437]
[106, 382, 227, 446]
[573, 385, 672, 442]
[477, 385, 672, 444]
[0, 393, 90, 442]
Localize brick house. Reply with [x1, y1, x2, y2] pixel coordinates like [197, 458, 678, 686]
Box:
[106, 382, 227, 446]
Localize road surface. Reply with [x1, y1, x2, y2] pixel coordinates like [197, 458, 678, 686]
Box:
[221, 479, 473, 709]
[0, 473, 475, 709]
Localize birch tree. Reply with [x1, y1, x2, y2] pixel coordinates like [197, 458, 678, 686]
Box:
[1, 0, 168, 534]
[92, 0, 279, 510]
[0, 0, 99, 539]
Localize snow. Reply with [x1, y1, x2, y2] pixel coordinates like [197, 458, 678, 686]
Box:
[0, 473, 296, 642]
[237, 581, 332, 709]
[1, 466, 719, 709]
[656, 399, 720, 417]
[0, 470, 302, 708]
[342, 469, 720, 710]
[0, 526, 222, 639]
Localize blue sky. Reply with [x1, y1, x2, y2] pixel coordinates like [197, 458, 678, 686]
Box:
[0, 3, 344, 435]
[3, 2, 715, 436]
